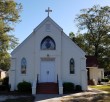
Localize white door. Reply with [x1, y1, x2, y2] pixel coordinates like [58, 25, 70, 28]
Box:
[40, 60, 55, 82]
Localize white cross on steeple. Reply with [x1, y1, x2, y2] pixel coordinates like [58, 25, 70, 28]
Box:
[45, 7, 52, 17]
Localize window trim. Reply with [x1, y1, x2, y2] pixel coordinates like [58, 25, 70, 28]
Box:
[40, 36, 56, 50]
[70, 58, 75, 74]
[21, 57, 27, 74]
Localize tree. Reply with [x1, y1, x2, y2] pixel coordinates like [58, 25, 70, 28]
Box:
[69, 32, 94, 55]
[75, 5, 110, 57]
[69, 32, 86, 52]
[73, 5, 110, 70]
[0, 0, 22, 70]
[69, 31, 110, 70]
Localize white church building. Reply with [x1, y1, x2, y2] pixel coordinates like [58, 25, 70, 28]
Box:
[9, 8, 87, 94]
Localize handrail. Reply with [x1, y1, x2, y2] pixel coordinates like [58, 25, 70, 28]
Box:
[57, 74, 58, 84]
[37, 74, 39, 85]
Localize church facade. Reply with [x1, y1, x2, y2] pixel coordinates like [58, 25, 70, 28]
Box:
[9, 13, 87, 94]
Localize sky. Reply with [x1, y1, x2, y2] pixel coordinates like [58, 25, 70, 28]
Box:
[14, 0, 110, 43]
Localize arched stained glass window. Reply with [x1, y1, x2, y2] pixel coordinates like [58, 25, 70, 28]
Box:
[21, 58, 27, 74]
[70, 58, 75, 74]
[41, 36, 56, 50]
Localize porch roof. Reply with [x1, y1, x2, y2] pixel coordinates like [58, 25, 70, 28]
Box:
[86, 56, 98, 68]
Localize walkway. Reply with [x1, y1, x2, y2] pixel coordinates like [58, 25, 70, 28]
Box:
[34, 88, 108, 102]
[0, 87, 108, 102]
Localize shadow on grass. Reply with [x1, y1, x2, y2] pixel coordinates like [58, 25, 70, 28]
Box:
[90, 94, 109, 102]
[61, 94, 110, 102]
[94, 94, 110, 102]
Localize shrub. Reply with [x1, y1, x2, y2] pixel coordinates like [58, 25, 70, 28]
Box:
[0, 77, 10, 91]
[75, 85, 82, 91]
[106, 75, 110, 80]
[17, 81, 32, 93]
[101, 78, 109, 82]
[2, 77, 9, 86]
[63, 82, 74, 94]
[0, 85, 6, 91]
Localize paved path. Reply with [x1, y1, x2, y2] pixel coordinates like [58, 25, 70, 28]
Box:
[34, 88, 108, 102]
[0, 95, 27, 102]
[0, 87, 108, 102]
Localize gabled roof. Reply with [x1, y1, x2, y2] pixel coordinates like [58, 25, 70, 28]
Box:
[34, 16, 63, 32]
[11, 16, 85, 55]
[11, 16, 63, 55]
[86, 56, 98, 68]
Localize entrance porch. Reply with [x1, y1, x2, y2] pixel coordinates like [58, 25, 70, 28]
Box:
[32, 58, 63, 94]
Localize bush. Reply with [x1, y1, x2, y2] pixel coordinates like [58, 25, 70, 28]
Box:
[0, 85, 10, 91]
[0, 77, 10, 91]
[0, 85, 6, 91]
[101, 78, 109, 82]
[106, 75, 110, 80]
[17, 81, 32, 93]
[2, 77, 9, 86]
[75, 85, 82, 91]
[63, 82, 74, 94]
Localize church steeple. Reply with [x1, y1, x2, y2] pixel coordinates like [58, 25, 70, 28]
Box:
[45, 7, 52, 17]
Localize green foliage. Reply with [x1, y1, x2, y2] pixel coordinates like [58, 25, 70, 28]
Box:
[101, 78, 109, 82]
[17, 81, 32, 93]
[0, 0, 22, 70]
[69, 32, 75, 40]
[71, 5, 110, 70]
[63, 82, 75, 94]
[75, 85, 82, 91]
[106, 75, 110, 80]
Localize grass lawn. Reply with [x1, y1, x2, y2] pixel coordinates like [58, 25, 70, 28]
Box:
[89, 85, 110, 102]
[90, 85, 110, 93]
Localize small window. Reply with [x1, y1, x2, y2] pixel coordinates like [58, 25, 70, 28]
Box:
[70, 58, 75, 74]
[21, 58, 27, 74]
[41, 36, 56, 50]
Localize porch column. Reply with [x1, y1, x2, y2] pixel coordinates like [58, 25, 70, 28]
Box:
[80, 57, 88, 91]
[57, 56, 63, 94]
[32, 81, 37, 95]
